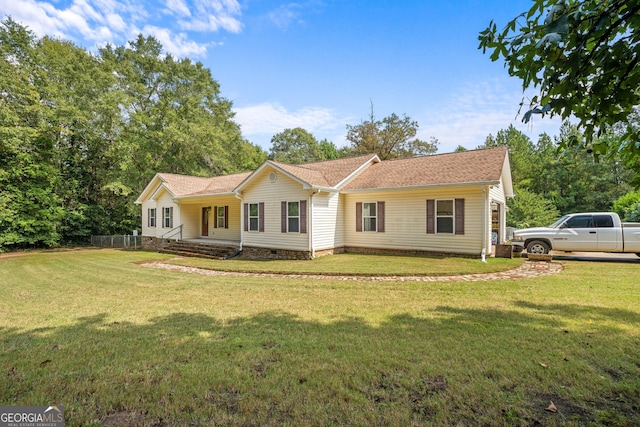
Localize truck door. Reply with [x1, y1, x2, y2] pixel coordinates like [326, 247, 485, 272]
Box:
[594, 214, 621, 251]
[553, 214, 595, 251]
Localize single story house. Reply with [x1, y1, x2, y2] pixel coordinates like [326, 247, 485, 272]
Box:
[135, 146, 514, 259]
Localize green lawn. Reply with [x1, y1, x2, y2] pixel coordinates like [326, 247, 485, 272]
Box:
[1, 249, 638, 426]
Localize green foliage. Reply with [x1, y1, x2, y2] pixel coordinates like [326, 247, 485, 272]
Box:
[482, 125, 535, 186]
[345, 104, 437, 160]
[479, 0, 640, 181]
[507, 188, 560, 228]
[612, 190, 640, 218]
[269, 128, 331, 163]
[624, 202, 640, 222]
[0, 19, 263, 251]
[483, 123, 633, 228]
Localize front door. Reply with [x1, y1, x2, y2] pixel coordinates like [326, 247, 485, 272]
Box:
[201, 207, 210, 236]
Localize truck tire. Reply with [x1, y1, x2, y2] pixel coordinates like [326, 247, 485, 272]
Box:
[526, 240, 550, 255]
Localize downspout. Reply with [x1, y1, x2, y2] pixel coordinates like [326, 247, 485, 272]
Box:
[481, 186, 488, 263]
[234, 192, 243, 251]
[309, 190, 319, 258]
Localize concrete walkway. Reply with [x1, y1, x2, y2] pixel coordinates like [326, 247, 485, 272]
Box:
[141, 259, 563, 282]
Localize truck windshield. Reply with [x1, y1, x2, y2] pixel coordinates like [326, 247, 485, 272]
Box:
[549, 215, 569, 228]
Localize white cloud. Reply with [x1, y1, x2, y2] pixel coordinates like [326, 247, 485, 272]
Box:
[142, 25, 208, 57]
[177, 0, 242, 33]
[2, 0, 243, 55]
[419, 79, 565, 153]
[234, 102, 349, 148]
[267, 3, 304, 30]
[165, 0, 191, 17]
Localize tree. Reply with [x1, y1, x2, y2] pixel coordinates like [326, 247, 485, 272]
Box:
[612, 190, 640, 218]
[0, 19, 265, 251]
[481, 125, 536, 186]
[507, 188, 560, 228]
[0, 20, 65, 249]
[624, 202, 640, 222]
[345, 105, 438, 160]
[268, 128, 327, 163]
[479, 0, 640, 180]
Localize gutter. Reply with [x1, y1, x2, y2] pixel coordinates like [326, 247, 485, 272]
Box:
[340, 180, 501, 194]
[234, 191, 244, 251]
[482, 185, 488, 263]
[172, 191, 236, 201]
[309, 190, 319, 258]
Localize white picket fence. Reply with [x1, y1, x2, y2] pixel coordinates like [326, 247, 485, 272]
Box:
[90, 235, 142, 249]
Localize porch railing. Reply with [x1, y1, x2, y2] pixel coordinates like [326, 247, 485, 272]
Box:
[160, 224, 183, 250]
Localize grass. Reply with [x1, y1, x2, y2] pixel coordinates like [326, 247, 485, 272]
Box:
[164, 252, 523, 276]
[0, 248, 638, 426]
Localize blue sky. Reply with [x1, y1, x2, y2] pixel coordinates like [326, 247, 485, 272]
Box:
[2, 0, 565, 153]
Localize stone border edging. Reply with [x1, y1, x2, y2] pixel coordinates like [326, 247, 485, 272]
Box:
[140, 259, 563, 282]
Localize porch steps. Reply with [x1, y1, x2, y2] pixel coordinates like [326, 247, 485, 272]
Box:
[159, 240, 240, 259]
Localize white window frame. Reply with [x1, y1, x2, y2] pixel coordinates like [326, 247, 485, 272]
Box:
[363, 201, 377, 232]
[217, 206, 226, 228]
[248, 203, 259, 232]
[436, 199, 454, 234]
[163, 207, 171, 228]
[149, 208, 156, 227]
[287, 201, 300, 233]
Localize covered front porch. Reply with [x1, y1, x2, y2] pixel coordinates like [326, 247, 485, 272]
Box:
[177, 195, 243, 242]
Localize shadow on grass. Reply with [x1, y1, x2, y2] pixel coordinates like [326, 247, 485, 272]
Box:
[1, 304, 639, 427]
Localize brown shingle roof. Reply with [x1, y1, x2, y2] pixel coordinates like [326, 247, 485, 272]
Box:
[158, 172, 252, 197]
[342, 147, 508, 191]
[270, 154, 378, 187]
[150, 148, 507, 199]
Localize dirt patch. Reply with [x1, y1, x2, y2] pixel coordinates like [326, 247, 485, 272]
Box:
[204, 386, 241, 414]
[528, 392, 593, 425]
[101, 411, 149, 427]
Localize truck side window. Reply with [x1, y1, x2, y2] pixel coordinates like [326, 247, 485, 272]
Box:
[565, 215, 593, 228]
[594, 215, 614, 228]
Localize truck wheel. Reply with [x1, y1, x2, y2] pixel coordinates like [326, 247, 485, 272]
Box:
[526, 240, 550, 255]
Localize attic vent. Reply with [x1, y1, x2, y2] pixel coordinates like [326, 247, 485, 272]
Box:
[268, 172, 277, 183]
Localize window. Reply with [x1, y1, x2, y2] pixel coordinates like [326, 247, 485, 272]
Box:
[427, 199, 464, 235]
[356, 201, 384, 233]
[281, 200, 307, 233]
[163, 207, 172, 228]
[436, 200, 454, 234]
[288, 201, 299, 233]
[594, 215, 613, 228]
[217, 206, 226, 228]
[565, 215, 593, 228]
[148, 208, 156, 227]
[363, 202, 377, 232]
[249, 203, 259, 231]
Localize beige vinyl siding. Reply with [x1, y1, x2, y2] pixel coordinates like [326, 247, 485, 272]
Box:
[179, 203, 199, 239]
[148, 189, 180, 238]
[241, 169, 310, 250]
[344, 186, 485, 255]
[141, 198, 157, 237]
[489, 180, 506, 205]
[311, 191, 342, 250]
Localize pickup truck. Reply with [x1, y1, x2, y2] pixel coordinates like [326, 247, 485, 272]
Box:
[512, 212, 640, 256]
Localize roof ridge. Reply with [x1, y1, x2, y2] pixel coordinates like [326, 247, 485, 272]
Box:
[376, 146, 507, 163]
